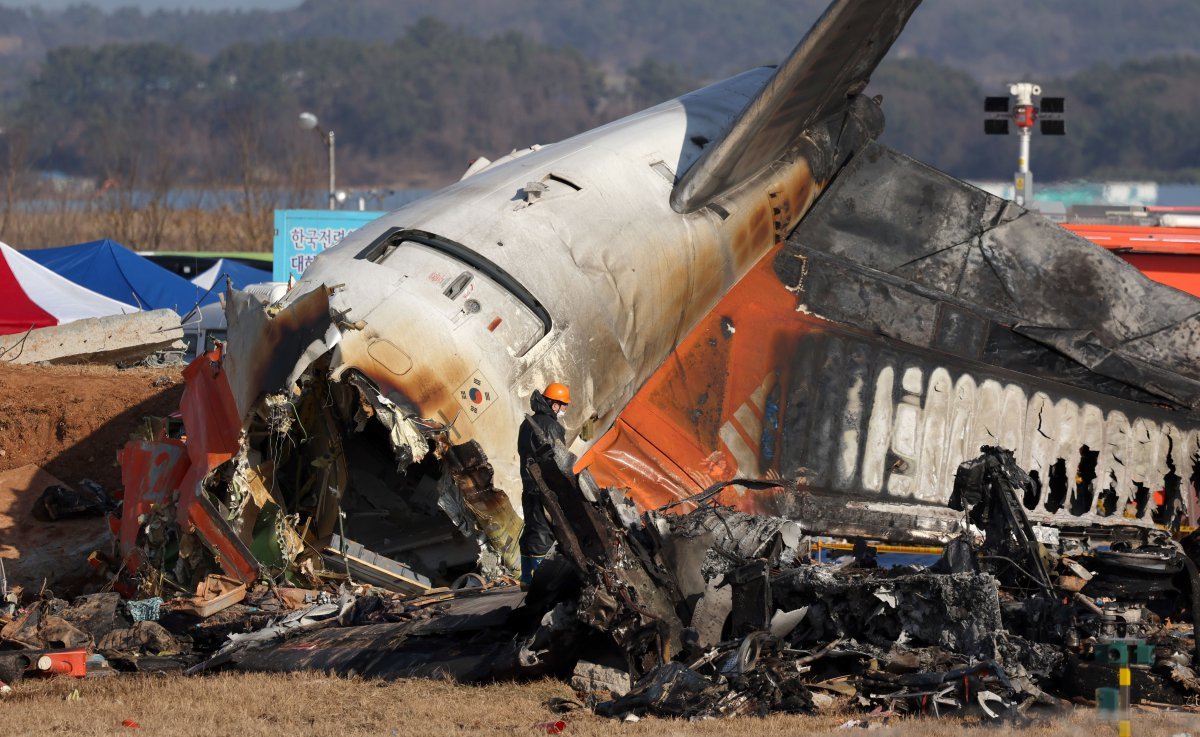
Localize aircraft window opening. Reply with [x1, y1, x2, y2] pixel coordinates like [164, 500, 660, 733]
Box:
[1024, 469, 1041, 510]
[1154, 447, 1182, 527]
[1043, 458, 1068, 514]
[1131, 483, 1151, 519]
[1069, 447, 1099, 517]
[1097, 471, 1119, 517]
[1189, 451, 1200, 523]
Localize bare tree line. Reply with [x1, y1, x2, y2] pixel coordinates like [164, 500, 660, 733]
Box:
[0, 107, 322, 252]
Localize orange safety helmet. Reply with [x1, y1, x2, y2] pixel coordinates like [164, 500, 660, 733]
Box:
[543, 382, 571, 404]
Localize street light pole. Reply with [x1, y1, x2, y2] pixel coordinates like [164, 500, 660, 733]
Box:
[326, 130, 336, 211]
[299, 112, 337, 210]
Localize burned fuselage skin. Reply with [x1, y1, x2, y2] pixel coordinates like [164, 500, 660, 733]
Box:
[223, 71, 884, 571]
[302, 78, 873, 477]
[581, 144, 1200, 542]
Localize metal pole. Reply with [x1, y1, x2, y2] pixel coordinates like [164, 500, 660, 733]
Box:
[1118, 665, 1131, 737]
[1016, 127, 1032, 206]
[328, 130, 336, 211]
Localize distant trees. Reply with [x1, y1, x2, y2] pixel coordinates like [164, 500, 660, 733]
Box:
[5, 22, 638, 188]
[0, 16, 1197, 191]
[625, 59, 695, 108]
[3, 1, 1199, 85]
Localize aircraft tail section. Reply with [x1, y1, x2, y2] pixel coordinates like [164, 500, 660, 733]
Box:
[670, 0, 922, 214]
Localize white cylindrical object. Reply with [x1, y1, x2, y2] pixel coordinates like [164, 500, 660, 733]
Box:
[1160, 214, 1200, 229]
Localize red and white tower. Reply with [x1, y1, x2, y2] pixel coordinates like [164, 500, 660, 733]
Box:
[984, 83, 1065, 207]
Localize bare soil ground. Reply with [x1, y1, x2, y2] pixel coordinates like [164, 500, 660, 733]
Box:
[0, 362, 184, 490]
[0, 362, 184, 592]
[2, 672, 1197, 737]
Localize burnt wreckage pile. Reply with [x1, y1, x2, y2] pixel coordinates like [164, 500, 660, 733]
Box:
[500, 446, 1200, 720]
[5, 446, 1199, 724]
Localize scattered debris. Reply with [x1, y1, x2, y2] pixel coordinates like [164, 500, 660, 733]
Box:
[37, 480, 114, 520]
[181, 575, 246, 618]
[30, 648, 87, 677]
[0, 444, 1171, 725]
[1, 0, 1198, 728]
[533, 720, 567, 734]
[125, 597, 163, 623]
[509, 447, 1199, 721]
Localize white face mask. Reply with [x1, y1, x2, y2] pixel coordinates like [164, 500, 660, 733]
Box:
[556, 410, 566, 421]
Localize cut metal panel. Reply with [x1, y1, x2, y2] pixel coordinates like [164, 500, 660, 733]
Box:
[323, 534, 432, 594]
[223, 590, 528, 681]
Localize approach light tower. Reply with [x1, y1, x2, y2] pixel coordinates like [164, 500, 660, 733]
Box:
[984, 83, 1065, 207]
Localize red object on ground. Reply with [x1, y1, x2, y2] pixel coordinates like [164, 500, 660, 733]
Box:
[122, 719, 141, 729]
[534, 721, 566, 734]
[30, 648, 87, 678]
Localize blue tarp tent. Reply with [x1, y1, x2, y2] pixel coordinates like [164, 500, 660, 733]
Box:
[23, 239, 212, 315]
[192, 258, 272, 292]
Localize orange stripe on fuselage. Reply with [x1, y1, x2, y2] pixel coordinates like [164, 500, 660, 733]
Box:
[579, 242, 817, 511]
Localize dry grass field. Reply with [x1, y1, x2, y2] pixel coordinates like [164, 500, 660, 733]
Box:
[3, 672, 1199, 737]
[1, 206, 273, 253]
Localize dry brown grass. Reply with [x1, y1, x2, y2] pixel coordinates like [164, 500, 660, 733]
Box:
[0, 207, 272, 253]
[3, 672, 1198, 737]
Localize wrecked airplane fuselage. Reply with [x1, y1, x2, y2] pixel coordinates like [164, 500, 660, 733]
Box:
[228, 85, 878, 507]
[119, 0, 1200, 597]
[129, 0, 921, 589]
[582, 143, 1200, 542]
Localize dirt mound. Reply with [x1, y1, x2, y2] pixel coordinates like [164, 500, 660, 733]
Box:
[0, 363, 184, 491]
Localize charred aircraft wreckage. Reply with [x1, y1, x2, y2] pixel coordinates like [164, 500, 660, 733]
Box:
[83, 0, 1200, 721]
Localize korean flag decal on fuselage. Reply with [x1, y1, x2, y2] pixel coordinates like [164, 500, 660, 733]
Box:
[455, 370, 497, 421]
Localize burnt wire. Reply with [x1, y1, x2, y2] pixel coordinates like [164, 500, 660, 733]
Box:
[980, 555, 1055, 595]
[657, 478, 787, 513]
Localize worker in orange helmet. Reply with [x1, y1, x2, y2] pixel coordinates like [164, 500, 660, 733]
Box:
[517, 381, 571, 584]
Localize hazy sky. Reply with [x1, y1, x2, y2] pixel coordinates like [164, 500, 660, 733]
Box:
[3, 0, 301, 9]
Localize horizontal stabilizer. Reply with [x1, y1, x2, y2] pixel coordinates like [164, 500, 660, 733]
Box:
[671, 0, 922, 214]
